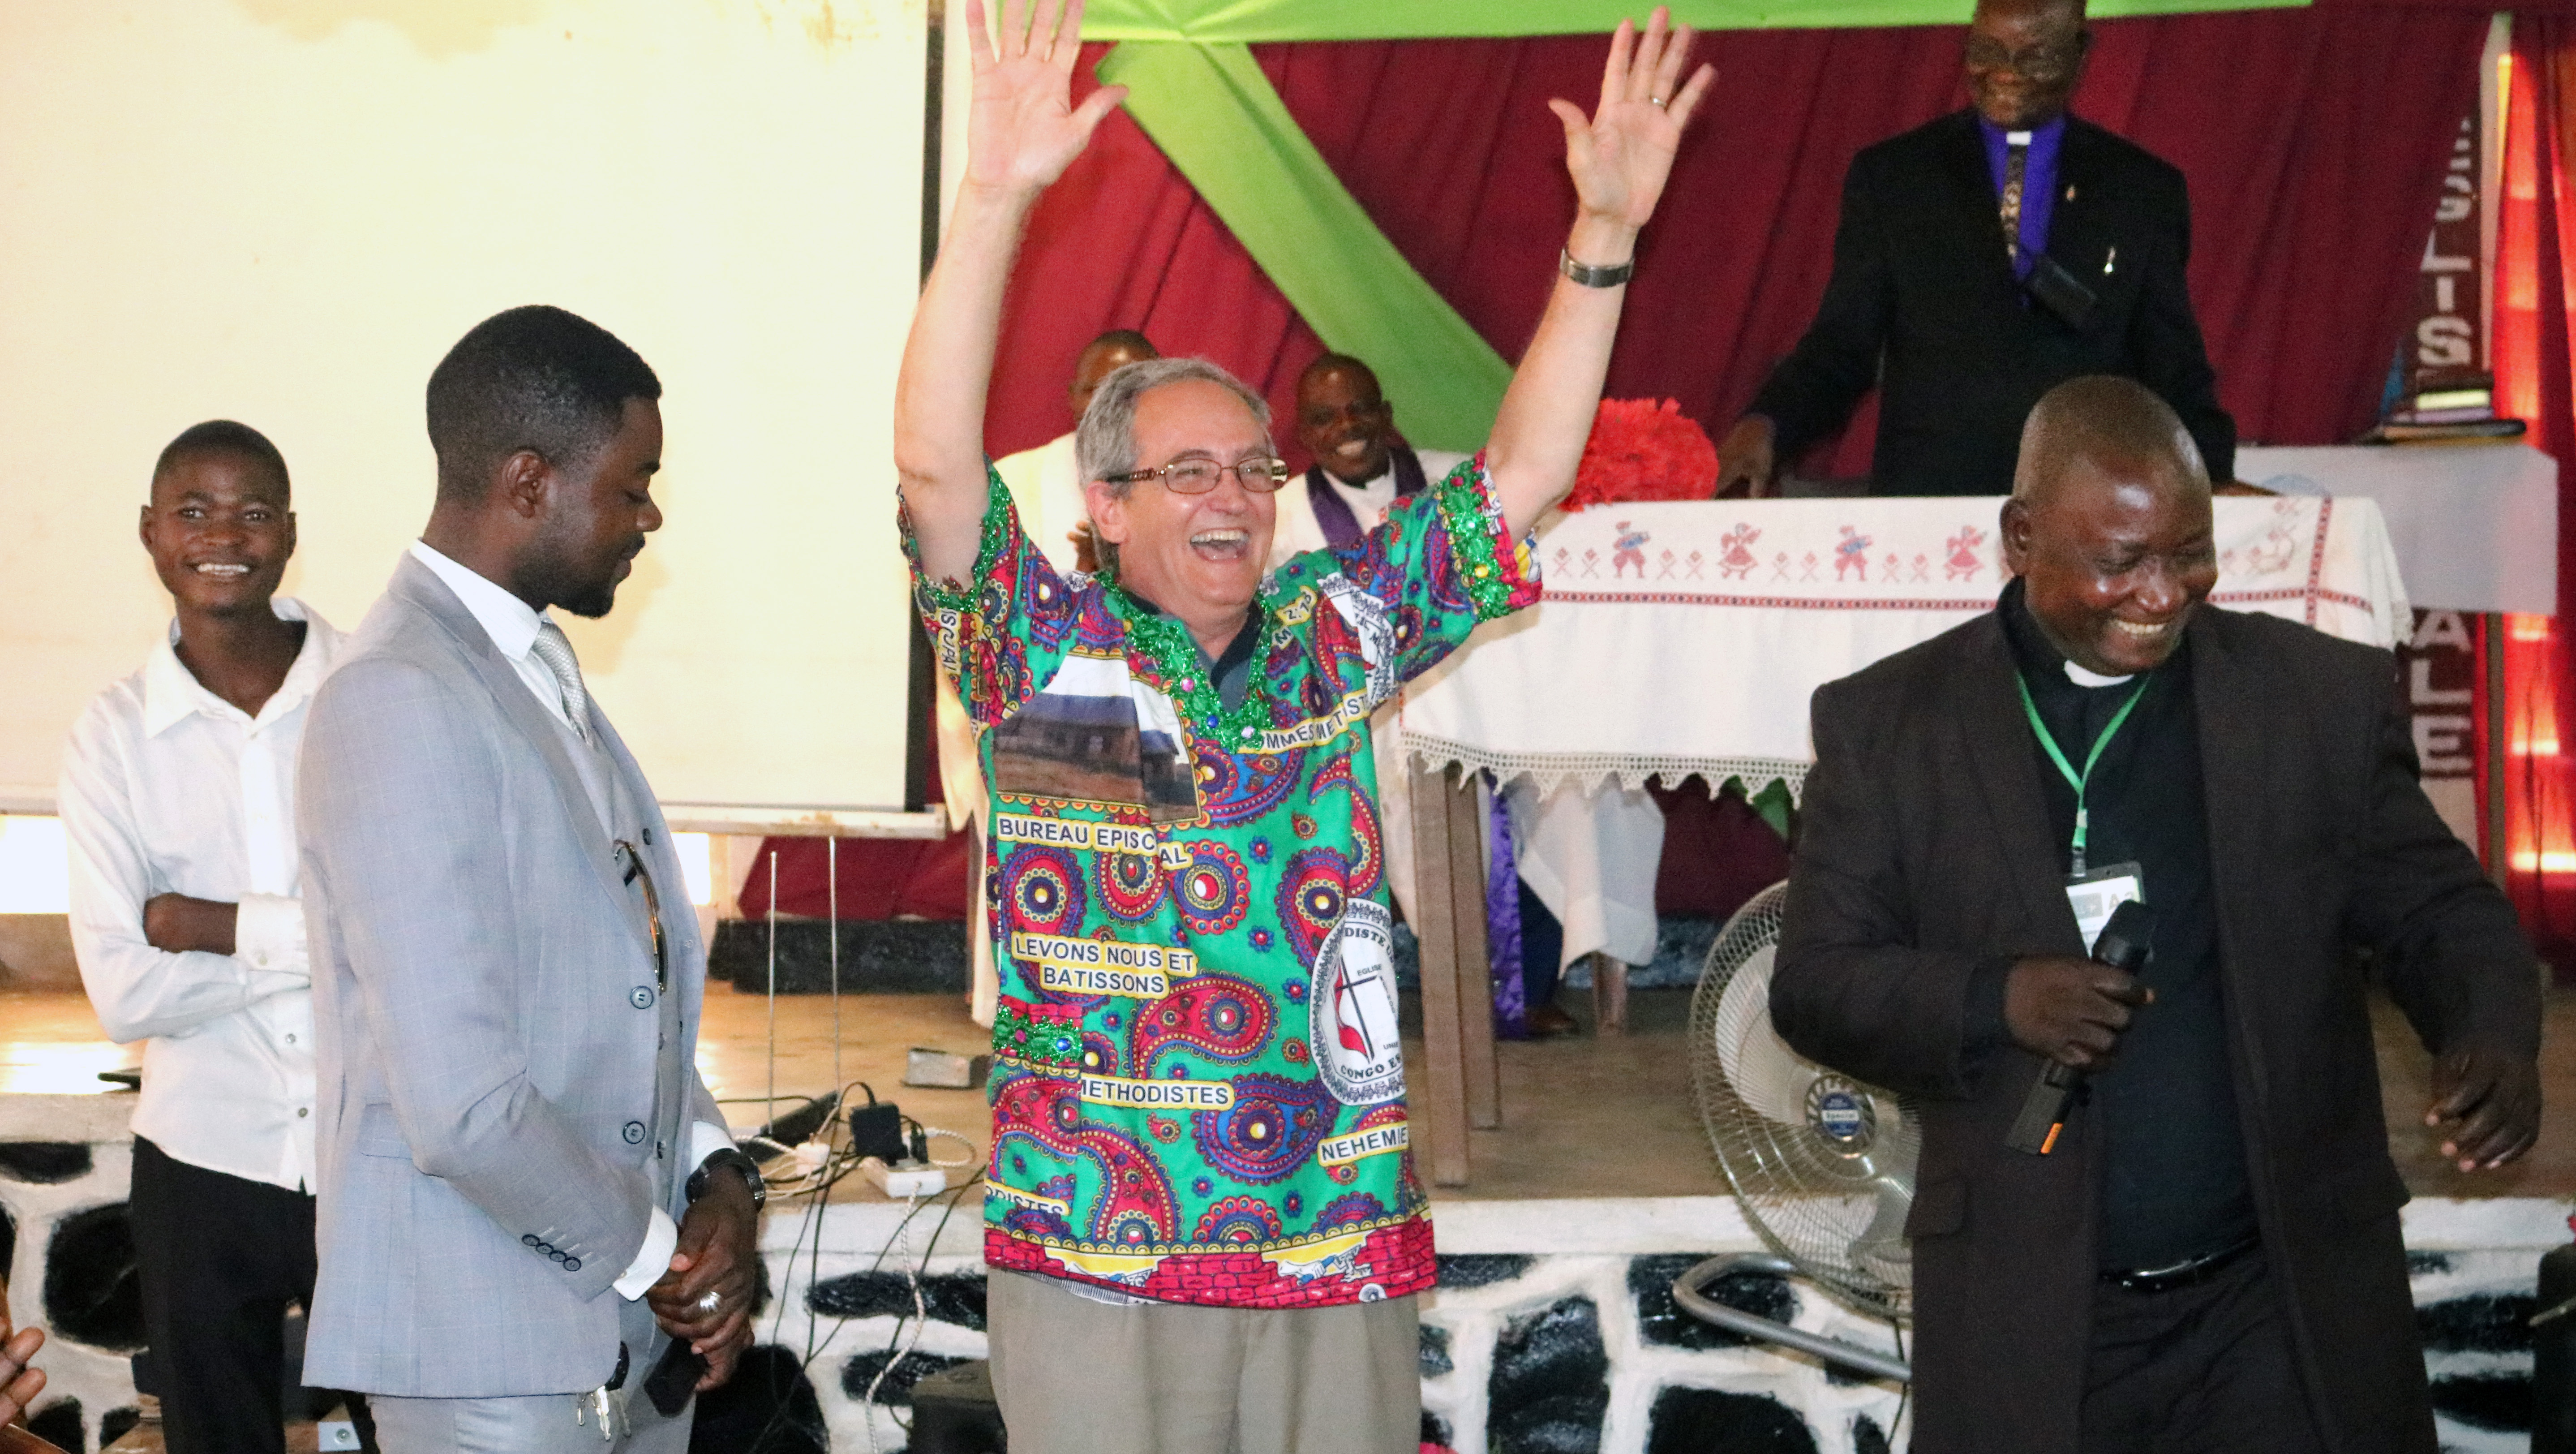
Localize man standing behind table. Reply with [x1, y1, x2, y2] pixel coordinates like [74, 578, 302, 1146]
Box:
[296, 306, 762, 1451]
[1268, 352, 1648, 1037]
[996, 327, 1159, 573]
[60, 421, 371, 1454]
[1263, 352, 1466, 971]
[1770, 376, 2540, 1454]
[894, 2, 1709, 1448]
[1266, 354, 1468, 567]
[1713, 0, 2233, 497]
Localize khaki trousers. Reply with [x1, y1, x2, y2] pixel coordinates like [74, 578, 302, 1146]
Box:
[986, 1270, 1421, 1454]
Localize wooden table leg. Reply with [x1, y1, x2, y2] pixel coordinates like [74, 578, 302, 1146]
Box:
[1446, 767, 1501, 1130]
[1408, 758, 1472, 1187]
[1589, 952, 1629, 1037]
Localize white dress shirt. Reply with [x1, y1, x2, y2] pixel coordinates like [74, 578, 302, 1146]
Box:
[406, 541, 733, 1299]
[992, 432, 1091, 576]
[60, 598, 342, 1193]
[1266, 447, 1472, 569]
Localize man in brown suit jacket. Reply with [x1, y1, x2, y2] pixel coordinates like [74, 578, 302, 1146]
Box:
[1770, 375, 2541, 1453]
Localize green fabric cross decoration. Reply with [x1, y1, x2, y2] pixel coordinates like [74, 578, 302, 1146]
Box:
[1086, 0, 2302, 452]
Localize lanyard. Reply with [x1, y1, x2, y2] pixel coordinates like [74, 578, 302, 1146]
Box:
[2016, 673, 2150, 876]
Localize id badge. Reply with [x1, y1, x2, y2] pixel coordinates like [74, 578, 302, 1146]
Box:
[2065, 861, 2144, 951]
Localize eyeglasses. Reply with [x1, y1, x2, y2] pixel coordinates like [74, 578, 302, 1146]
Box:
[1112, 456, 1292, 494]
[1964, 37, 2083, 79]
[615, 839, 668, 992]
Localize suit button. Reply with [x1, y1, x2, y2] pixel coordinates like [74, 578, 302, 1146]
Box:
[642, 828, 653, 845]
[623, 1121, 646, 1144]
[631, 986, 655, 1009]
[523, 1234, 540, 1247]
[549, 1249, 565, 1261]
[563, 1257, 580, 1272]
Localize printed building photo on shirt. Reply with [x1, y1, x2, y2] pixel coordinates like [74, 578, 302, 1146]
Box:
[988, 650, 1198, 822]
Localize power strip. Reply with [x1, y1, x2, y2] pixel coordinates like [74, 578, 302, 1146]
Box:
[862, 1156, 946, 1199]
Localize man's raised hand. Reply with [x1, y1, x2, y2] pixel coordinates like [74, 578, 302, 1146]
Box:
[1549, 7, 1715, 233]
[964, 0, 1126, 198]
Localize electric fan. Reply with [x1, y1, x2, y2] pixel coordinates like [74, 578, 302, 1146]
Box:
[1673, 880, 1916, 1383]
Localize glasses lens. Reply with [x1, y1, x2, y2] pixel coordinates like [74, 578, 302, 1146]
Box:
[1163, 460, 1221, 493]
[1245, 459, 1290, 492]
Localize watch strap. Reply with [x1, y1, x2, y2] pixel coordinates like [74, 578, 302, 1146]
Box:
[1558, 248, 1635, 288]
[687, 1144, 767, 1210]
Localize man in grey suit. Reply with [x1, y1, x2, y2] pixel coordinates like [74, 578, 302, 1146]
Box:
[297, 306, 762, 1450]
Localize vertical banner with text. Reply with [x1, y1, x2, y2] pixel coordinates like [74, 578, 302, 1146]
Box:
[2393, 108, 2492, 861]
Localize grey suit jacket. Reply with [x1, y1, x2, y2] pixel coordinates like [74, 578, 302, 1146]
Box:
[296, 553, 725, 1396]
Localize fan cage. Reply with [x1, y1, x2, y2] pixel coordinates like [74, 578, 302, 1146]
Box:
[1690, 881, 1917, 1324]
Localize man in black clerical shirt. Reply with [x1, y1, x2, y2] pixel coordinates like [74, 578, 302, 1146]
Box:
[1772, 375, 2539, 1454]
[1990, 572, 2256, 1277]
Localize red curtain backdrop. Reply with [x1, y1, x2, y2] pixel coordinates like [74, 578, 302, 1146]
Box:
[990, 10, 2489, 477]
[2497, 19, 2576, 969]
[760, 9, 2499, 925]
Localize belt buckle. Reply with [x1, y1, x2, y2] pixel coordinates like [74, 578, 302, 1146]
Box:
[2106, 1237, 2253, 1293]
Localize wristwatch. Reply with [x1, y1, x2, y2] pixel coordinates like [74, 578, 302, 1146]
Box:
[1558, 247, 1635, 288]
[686, 1145, 767, 1210]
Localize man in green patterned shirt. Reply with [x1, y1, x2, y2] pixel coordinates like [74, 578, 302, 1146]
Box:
[894, 1, 1712, 1448]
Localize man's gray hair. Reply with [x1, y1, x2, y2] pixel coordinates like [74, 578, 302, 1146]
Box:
[1075, 357, 1273, 497]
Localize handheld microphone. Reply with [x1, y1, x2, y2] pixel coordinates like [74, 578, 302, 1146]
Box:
[2004, 900, 2155, 1156]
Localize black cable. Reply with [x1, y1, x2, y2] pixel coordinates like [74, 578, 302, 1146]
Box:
[735, 1120, 982, 1453]
[867, 1173, 986, 1439]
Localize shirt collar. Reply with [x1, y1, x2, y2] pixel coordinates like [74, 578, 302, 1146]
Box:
[1977, 111, 2067, 152]
[141, 597, 340, 737]
[1117, 585, 1257, 670]
[408, 539, 551, 664]
[1320, 462, 1395, 496]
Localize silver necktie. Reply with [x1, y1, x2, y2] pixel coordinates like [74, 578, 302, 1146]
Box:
[529, 620, 593, 745]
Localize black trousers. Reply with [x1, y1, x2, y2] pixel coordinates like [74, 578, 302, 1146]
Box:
[129, 1136, 371, 1454]
[2079, 1250, 2328, 1454]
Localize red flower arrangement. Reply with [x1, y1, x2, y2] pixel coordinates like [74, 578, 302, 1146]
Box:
[1560, 397, 1718, 511]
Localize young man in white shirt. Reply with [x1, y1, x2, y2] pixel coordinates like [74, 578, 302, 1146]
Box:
[59, 421, 361, 1454]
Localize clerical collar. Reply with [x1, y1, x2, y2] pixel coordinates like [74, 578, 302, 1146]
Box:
[1977, 112, 2066, 148]
[2066, 661, 2134, 688]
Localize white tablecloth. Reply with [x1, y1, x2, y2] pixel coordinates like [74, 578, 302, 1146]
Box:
[1400, 494, 2409, 798]
[2239, 443, 2556, 615]
[1395, 495, 2412, 969]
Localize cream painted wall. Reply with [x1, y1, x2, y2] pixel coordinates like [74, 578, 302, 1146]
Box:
[0, 0, 930, 814]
